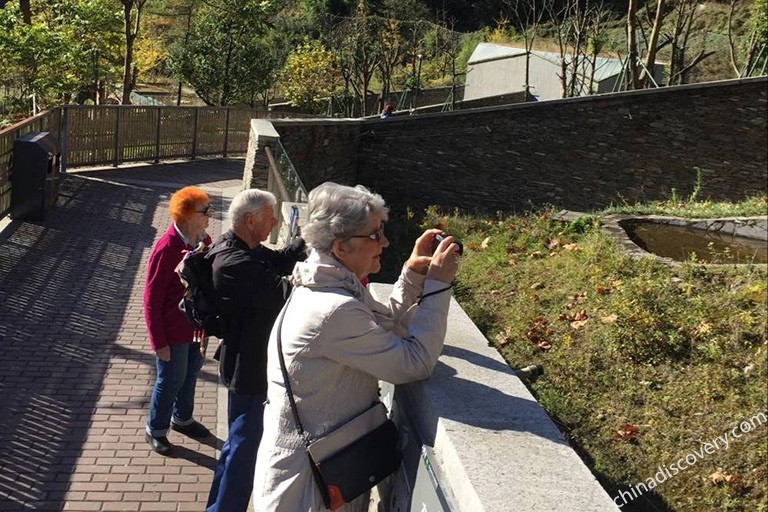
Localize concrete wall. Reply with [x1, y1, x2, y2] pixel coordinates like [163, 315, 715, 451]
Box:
[272, 77, 767, 214]
[370, 284, 620, 512]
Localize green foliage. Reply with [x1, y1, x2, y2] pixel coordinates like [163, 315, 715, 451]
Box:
[0, 0, 123, 113]
[379, 198, 767, 512]
[281, 38, 340, 112]
[167, 0, 278, 106]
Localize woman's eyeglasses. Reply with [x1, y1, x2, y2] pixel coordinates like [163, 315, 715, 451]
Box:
[197, 205, 212, 216]
[350, 227, 384, 242]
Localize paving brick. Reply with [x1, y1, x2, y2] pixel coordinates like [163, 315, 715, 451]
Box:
[0, 160, 247, 511]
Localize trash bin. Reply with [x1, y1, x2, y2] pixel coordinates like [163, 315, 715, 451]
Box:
[10, 131, 61, 221]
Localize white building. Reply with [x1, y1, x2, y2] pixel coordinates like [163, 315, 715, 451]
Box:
[464, 42, 664, 101]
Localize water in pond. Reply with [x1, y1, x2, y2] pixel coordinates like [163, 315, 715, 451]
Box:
[621, 221, 768, 264]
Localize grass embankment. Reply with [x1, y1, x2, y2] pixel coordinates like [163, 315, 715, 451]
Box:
[383, 196, 767, 512]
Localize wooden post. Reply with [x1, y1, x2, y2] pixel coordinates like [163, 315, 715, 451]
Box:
[113, 106, 121, 167]
[223, 108, 230, 158]
[154, 107, 162, 163]
[192, 108, 198, 160]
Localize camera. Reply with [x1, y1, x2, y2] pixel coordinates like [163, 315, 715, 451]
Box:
[435, 233, 464, 255]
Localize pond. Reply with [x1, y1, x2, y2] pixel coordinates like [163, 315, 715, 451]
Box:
[621, 220, 767, 264]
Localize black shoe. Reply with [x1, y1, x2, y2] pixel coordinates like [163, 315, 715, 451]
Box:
[145, 433, 173, 456]
[171, 420, 210, 439]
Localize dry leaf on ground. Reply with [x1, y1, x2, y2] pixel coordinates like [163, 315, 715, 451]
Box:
[616, 424, 640, 441]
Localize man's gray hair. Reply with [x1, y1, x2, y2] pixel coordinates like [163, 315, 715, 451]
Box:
[228, 188, 276, 228]
[302, 182, 389, 254]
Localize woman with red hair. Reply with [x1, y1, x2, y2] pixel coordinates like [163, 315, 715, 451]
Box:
[144, 186, 212, 455]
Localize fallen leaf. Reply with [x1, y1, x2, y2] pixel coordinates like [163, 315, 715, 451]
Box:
[595, 285, 610, 295]
[616, 424, 640, 441]
[480, 237, 491, 249]
[536, 341, 552, 351]
[530, 282, 545, 290]
[695, 322, 712, 336]
[547, 238, 561, 249]
[563, 243, 579, 251]
[709, 470, 745, 492]
[570, 319, 589, 330]
[529, 251, 543, 258]
[495, 331, 511, 346]
[601, 313, 618, 324]
[508, 258, 517, 267]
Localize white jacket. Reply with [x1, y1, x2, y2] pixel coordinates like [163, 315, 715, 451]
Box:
[253, 250, 452, 512]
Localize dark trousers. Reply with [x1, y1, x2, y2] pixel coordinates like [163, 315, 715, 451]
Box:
[206, 391, 266, 512]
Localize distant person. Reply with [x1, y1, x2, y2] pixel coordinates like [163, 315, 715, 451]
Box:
[380, 101, 394, 118]
[205, 189, 306, 512]
[252, 182, 460, 511]
[144, 186, 212, 456]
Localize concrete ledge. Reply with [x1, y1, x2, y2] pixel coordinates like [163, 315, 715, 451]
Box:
[369, 283, 619, 512]
[601, 214, 768, 265]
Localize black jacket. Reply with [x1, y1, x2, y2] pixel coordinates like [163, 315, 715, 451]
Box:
[211, 229, 305, 395]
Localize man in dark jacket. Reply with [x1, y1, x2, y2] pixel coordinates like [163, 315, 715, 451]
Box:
[205, 189, 305, 512]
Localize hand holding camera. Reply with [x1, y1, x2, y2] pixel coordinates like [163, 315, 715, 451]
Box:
[434, 233, 463, 255]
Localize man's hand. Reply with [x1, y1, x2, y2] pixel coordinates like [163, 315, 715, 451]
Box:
[155, 346, 171, 362]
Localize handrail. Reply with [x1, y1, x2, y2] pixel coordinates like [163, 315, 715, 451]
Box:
[265, 145, 292, 202]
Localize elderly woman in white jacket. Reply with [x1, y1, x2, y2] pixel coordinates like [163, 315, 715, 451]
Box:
[252, 182, 460, 512]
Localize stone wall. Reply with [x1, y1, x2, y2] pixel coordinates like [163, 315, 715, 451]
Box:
[272, 77, 768, 213]
[272, 119, 360, 191]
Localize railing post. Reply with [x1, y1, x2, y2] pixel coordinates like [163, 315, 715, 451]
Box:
[113, 106, 120, 167]
[192, 107, 198, 160]
[223, 108, 230, 158]
[59, 106, 68, 173]
[154, 107, 162, 163]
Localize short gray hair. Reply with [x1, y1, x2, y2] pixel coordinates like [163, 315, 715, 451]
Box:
[228, 188, 276, 229]
[302, 182, 389, 255]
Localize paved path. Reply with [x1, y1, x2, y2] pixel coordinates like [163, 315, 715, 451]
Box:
[0, 159, 255, 512]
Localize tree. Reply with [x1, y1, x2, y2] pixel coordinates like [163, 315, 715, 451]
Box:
[340, 0, 381, 116]
[168, 0, 275, 106]
[281, 38, 340, 113]
[376, 17, 405, 110]
[506, 0, 548, 100]
[729, 0, 768, 77]
[120, 0, 150, 103]
[0, 0, 121, 113]
[666, 0, 713, 85]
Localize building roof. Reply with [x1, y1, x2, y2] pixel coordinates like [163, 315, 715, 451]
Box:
[467, 43, 527, 65]
[468, 42, 625, 82]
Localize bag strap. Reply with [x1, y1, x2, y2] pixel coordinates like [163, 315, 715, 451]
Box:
[274, 292, 309, 443]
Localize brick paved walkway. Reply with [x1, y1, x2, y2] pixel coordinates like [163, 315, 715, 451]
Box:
[0, 159, 257, 512]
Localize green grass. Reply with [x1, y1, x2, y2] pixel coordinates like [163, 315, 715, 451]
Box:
[600, 168, 768, 219]
[380, 196, 767, 512]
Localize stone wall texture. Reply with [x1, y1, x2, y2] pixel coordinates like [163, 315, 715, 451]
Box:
[272, 77, 768, 213]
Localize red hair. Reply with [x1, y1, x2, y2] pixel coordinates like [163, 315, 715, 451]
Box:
[169, 186, 209, 223]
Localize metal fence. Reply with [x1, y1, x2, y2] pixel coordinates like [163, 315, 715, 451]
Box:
[0, 105, 301, 217]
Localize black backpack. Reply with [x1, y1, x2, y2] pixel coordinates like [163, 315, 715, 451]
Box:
[176, 242, 226, 338]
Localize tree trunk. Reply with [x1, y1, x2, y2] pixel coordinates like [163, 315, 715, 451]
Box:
[20, 0, 31, 24]
[122, 1, 135, 104]
[641, 0, 666, 87]
[626, 0, 640, 89]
